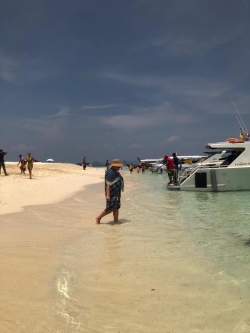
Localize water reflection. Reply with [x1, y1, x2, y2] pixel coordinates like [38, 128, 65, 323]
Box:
[194, 192, 218, 202]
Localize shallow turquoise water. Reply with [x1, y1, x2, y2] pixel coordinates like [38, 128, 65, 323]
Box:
[125, 170, 250, 289]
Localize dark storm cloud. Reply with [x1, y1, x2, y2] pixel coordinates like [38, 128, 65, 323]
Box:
[1, 0, 250, 162]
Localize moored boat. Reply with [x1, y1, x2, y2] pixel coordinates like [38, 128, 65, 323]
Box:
[124, 158, 160, 169]
[167, 140, 250, 192]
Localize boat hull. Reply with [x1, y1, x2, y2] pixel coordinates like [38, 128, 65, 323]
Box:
[172, 167, 250, 192]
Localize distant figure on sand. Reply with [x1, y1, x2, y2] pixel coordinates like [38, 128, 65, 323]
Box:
[0, 149, 8, 176]
[141, 165, 145, 173]
[105, 160, 110, 170]
[129, 163, 133, 174]
[96, 159, 124, 224]
[82, 157, 87, 170]
[136, 166, 140, 173]
[26, 153, 35, 179]
[17, 154, 26, 174]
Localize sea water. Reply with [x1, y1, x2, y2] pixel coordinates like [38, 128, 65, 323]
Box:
[128, 170, 250, 288]
[36, 170, 250, 332]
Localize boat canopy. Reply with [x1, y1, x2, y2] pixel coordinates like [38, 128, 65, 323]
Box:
[205, 141, 250, 150]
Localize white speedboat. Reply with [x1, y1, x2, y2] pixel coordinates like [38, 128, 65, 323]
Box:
[167, 139, 249, 192]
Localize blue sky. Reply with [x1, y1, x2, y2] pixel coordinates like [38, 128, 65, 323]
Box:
[1, 0, 250, 163]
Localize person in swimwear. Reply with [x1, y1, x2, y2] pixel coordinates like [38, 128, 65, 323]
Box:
[17, 154, 26, 174]
[26, 152, 35, 179]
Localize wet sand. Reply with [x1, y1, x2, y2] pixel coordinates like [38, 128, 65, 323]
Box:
[1, 164, 250, 332]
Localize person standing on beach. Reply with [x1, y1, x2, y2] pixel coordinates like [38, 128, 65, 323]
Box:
[83, 157, 87, 170]
[17, 154, 26, 174]
[105, 160, 110, 170]
[26, 152, 35, 179]
[95, 159, 124, 224]
[0, 149, 8, 176]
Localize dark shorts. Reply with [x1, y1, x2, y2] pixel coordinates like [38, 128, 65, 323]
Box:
[105, 196, 121, 211]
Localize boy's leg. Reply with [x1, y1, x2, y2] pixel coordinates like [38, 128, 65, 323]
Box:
[113, 209, 119, 223]
[95, 209, 113, 224]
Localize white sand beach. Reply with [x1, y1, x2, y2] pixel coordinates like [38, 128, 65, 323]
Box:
[1, 162, 105, 216]
[1, 163, 250, 333]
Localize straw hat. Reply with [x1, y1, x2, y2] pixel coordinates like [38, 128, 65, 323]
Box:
[110, 159, 123, 167]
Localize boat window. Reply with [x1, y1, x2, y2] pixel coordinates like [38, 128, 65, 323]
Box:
[203, 151, 222, 161]
[219, 151, 233, 160]
[220, 148, 245, 166]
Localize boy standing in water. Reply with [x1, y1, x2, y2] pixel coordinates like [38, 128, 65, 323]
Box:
[96, 159, 124, 224]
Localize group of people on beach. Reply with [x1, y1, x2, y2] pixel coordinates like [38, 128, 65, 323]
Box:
[0, 149, 35, 179]
[1, 148, 178, 225]
[17, 153, 35, 179]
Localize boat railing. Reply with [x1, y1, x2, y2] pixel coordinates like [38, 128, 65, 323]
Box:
[178, 165, 199, 183]
[178, 162, 228, 184]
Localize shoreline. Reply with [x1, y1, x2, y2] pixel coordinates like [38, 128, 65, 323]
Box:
[0, 170, 134, 332]
[1, 167, 250, 332]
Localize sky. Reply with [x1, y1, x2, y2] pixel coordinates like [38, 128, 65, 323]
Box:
[1, 0, 250, 163]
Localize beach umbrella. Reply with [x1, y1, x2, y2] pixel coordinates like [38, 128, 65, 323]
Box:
[46, 159, 54, 162]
